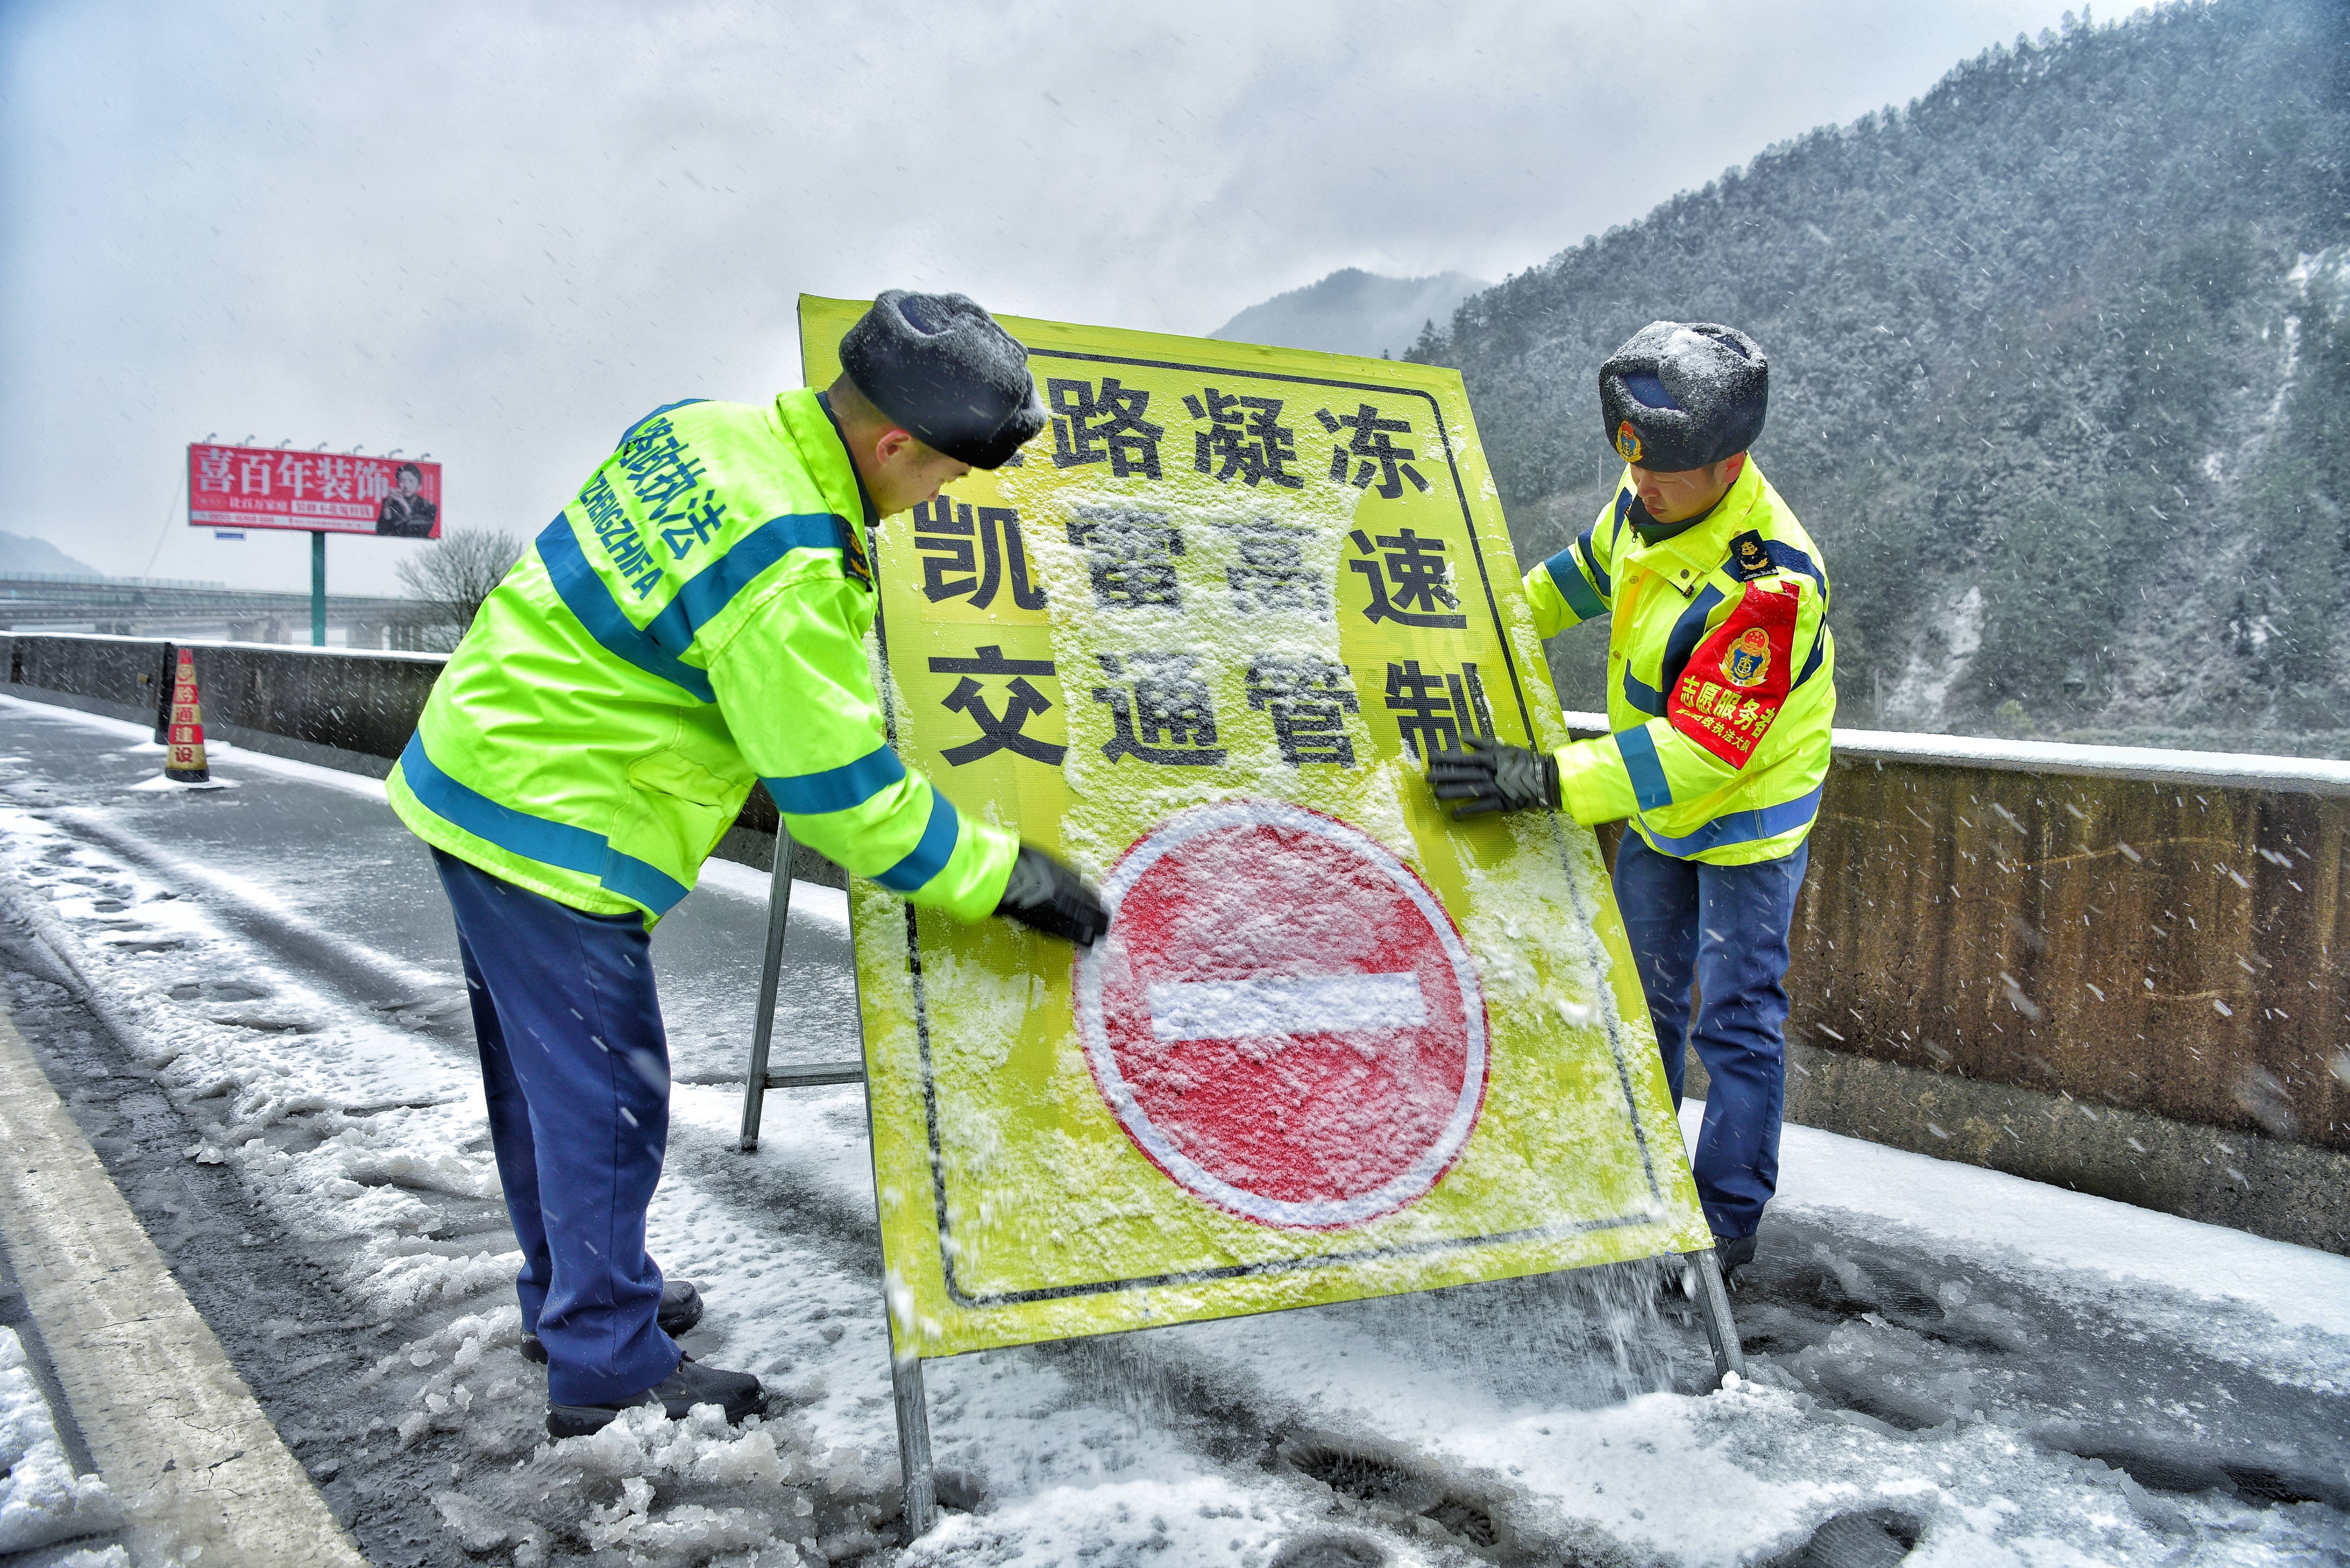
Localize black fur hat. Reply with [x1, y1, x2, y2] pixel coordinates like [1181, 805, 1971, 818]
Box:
[1598, 321, 1768, 472]
[838, 291, 1047, 470]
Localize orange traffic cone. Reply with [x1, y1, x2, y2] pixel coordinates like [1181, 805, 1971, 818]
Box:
[164, 648, 210, 784]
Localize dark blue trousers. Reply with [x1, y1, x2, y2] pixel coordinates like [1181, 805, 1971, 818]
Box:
[432, 850, 679, 1405]
[1612, 832, 1808, 1242]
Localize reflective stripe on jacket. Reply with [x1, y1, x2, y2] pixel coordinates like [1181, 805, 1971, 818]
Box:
[388, 390, 1019, 923]
[1523, 458, 1834, 865]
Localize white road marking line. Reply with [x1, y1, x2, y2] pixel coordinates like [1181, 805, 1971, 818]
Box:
[1144, 974, 1426, 1041]
[0, 1011, 368, 1568]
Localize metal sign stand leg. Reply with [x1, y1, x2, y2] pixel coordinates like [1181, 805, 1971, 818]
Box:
[739, 829, 868, 1153]
[1683, 1246, 1747, 1386]
[892, 1351, 938, 1539]
[738, 827, 797, 1152]
[730, 829, 932, 1534]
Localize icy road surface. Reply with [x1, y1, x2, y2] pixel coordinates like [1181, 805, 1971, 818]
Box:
[0, 694, 2343, 1568]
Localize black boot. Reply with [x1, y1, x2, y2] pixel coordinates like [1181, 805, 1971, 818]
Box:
[547, 1353, 762, 1438]
[522, 1279, 703, 1366]
[1676, 1232, 1758, 1301]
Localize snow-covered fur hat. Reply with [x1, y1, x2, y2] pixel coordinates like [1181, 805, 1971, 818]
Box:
[838, 291, 1047, 470]
[1598, 321, 1769, 472]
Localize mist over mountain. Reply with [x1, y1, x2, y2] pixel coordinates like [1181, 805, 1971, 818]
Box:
[1409, 0, 2350, 751]
[1211, 269, 1489, 361]
[0, 532, 103, 578]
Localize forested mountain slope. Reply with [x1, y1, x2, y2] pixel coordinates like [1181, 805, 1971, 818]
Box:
[1211, 268, 1488, 360]
[1410, 0, 2350, 749]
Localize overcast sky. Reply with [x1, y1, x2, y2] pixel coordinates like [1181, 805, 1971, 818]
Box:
[1, 0, 2085, 596]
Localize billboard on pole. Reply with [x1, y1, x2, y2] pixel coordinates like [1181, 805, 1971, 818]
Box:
[186, 443, 443, 538]
[799, 296, 1709, 1363]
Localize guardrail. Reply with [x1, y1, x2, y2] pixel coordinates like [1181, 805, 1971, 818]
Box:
[0, 571, 229, 589]
[0, 574, 432, 644]
[5, 633, 2340, 1253]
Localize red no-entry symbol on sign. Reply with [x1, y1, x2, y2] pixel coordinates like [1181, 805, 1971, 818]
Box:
[1075, 802, 1490, 1229]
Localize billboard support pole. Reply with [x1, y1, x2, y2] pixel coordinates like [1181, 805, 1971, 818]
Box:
[309, 531, 326, 647]
[1684, 1247, 1746, 1386]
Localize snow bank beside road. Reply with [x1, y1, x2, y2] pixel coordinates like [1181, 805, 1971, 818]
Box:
[1776, 1111, 2350, 1338]
[0, 1327, 117, 1555]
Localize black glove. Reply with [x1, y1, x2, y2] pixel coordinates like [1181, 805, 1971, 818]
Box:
[1426, 735, 1561, 818]
[994, 844, 1111, 947]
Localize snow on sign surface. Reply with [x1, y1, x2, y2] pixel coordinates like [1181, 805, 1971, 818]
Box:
[800, 296, 1709, 1360]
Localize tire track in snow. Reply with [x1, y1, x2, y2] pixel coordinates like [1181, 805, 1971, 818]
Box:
[53, 806, 466, 1016]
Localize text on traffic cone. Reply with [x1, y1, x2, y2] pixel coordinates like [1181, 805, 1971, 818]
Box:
[164, 647, 209, 784]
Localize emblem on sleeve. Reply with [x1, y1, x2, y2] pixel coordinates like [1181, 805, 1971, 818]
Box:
[1723, 626, 1772, 688]
[1615, 421, 1644, 464]
[1727, 530, 1777, 582]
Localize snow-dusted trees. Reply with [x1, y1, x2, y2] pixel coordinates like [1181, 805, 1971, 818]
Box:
[394, 529, 525, 652]
[1411, 0, 2350, 744]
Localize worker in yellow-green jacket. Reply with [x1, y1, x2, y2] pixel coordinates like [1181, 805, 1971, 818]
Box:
[389, 292, 1110, 1439]
[1430, 321, 1833, 1280]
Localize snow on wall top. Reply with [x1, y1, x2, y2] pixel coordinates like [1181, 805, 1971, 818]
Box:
[1562, 711, 2350, 796]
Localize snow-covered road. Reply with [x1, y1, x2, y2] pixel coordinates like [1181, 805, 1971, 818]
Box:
[0, 693, 2343, 1568]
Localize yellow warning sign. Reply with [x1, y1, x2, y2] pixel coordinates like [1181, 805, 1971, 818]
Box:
[799, 296, 1709, 1360]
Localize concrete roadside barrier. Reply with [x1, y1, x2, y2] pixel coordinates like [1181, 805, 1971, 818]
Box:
[2, 634, 2342, 1253]
[1569, 714, 2350, 1255]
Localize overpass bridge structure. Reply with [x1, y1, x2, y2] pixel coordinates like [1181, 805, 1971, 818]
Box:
[0, 572, 437, 647]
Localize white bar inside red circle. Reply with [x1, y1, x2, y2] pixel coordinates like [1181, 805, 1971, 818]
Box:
[1144, 975, 1428, 1042]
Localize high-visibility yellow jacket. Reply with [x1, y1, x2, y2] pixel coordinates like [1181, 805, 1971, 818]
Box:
[388, 390, 1019, 923]
[1524, 458, 1834, 865]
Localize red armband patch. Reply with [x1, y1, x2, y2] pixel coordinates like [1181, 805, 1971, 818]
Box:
[1667, 580, 1799, 768]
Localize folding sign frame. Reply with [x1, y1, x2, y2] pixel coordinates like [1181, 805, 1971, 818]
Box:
[739, 300, 1743, 1538]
